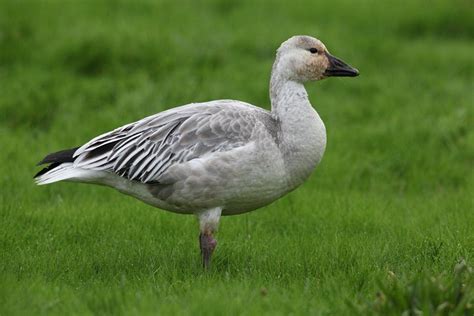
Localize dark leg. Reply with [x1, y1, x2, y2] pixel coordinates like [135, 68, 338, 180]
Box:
[196, 207, 221, 269]
[199, 232, 217, 269]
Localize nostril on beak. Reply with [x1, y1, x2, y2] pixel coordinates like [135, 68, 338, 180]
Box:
[335, 59, 345, 67]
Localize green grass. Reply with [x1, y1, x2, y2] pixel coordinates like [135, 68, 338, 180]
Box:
[1, 0, 473, 315]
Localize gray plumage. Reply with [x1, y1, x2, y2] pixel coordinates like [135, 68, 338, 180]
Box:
[73, 101, 273, 184]
[35, 35, 358, 268]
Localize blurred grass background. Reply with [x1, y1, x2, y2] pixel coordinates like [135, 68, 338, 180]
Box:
[0, 0, 473, 315]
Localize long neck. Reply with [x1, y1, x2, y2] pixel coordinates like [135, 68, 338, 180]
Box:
[270, 71, 309, 115]
[269, 65, 327, 189]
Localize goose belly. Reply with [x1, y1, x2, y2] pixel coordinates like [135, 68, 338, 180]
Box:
[145, 142, 289, 215]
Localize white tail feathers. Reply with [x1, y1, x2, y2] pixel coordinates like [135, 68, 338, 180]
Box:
[34, 163, 103, 185]
[35, 163, 77, 185]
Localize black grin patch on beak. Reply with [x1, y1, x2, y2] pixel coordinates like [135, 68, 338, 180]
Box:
[324, 52, 359, 77]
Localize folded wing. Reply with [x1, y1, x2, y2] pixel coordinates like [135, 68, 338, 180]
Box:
[73, 101, 264, 183]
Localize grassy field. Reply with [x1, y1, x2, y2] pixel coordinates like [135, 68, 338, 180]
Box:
[1, 0, 473, 315]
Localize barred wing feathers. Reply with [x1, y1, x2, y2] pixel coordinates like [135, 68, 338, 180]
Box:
[73, 101, 265, 183]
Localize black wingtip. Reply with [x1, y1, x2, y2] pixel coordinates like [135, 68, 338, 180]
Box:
[36, 147, 80, 166]
[34, 162, 61, 178]
[35, 146, 80, 178]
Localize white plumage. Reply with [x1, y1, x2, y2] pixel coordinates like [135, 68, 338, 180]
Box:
[35, 35, 358, 268]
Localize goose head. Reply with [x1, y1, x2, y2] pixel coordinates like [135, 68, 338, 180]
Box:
[274, 35, 359, 82]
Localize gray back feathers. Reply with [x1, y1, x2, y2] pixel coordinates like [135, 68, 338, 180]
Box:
[73, 100, 273, 183]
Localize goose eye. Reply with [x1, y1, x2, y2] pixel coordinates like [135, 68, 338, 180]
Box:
[308, 48, 318, 54]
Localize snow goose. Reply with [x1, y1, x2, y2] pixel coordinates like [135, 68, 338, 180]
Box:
[35, 35, 358, 268]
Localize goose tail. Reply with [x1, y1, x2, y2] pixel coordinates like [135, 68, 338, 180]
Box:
[34, 147, 80, 185]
